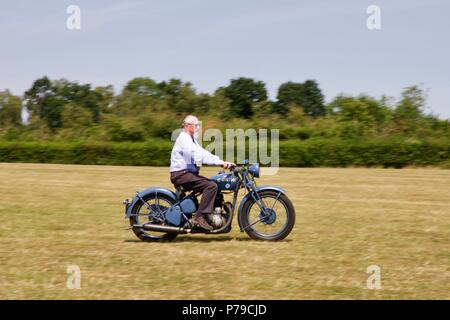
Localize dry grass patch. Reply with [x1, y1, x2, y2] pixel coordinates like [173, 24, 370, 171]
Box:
[1, 163, 449, 299]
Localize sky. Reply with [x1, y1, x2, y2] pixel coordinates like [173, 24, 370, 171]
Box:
[1, 0, 449, 119]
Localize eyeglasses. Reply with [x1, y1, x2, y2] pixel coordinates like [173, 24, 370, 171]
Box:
[187, 123, 200, 128]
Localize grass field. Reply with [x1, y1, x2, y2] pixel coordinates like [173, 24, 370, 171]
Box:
[0, 162, 449, 299]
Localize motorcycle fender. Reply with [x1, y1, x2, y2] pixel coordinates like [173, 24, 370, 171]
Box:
[125, 187, 177, 218]
[237, 185, 286, 231]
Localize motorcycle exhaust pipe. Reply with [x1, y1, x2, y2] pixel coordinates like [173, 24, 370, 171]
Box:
[134, 223, 189, 234]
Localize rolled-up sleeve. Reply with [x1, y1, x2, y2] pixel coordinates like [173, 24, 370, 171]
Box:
[200, 147, 224, 166]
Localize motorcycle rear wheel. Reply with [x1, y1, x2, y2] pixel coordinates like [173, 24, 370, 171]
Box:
[129, 193, 178, 242]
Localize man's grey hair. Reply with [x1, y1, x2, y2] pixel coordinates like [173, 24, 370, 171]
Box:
[181, 115, 198, 128]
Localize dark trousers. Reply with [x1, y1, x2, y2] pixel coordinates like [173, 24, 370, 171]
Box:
[170, 170, 218, 215]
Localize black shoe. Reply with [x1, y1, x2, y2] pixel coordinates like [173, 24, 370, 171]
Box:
[192, 214, 213, 231]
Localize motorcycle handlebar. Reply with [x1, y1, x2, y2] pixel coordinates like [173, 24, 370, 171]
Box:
[231, 166, 245, 174]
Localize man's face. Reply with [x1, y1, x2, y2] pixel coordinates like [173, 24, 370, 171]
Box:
[185, 119, 200, 137]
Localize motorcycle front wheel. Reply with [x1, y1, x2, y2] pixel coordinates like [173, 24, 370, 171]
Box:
[239, 190, 295, 241]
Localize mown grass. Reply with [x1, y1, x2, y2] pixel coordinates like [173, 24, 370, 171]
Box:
[0, 163, 449, 299]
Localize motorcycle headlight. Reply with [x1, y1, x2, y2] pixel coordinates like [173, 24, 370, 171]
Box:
[248, 163, 260, 178]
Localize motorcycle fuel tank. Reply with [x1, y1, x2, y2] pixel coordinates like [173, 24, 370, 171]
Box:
[210, 173, 240, 191]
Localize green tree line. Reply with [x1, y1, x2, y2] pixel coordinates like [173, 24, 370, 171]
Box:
[0, 76, 449, 167]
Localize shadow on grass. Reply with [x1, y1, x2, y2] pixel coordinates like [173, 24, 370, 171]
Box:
[124, 236, 249, 243]
[173, 236, 249, 242]
[124, 236, 292, 243]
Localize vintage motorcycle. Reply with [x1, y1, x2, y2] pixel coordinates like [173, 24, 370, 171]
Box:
[123, 161, 295, 241]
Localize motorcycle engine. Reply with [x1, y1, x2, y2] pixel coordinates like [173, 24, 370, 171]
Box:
[205, 207, 227, 229]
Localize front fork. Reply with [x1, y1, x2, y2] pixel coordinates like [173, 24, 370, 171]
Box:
[239, 177, 282, 232]
[244, 176, 273, 211]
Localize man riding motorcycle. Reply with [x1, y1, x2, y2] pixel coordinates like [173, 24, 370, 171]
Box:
[169, 115, 234, 230]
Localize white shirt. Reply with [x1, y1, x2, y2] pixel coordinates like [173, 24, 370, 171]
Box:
[170, 131, 224, 172]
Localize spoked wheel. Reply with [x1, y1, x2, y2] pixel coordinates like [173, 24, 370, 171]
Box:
[239, 190, 295, 241]
[129, 193, 178, 242]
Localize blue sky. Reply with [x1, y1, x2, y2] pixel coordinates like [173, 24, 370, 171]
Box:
[1, 0, 449, 118]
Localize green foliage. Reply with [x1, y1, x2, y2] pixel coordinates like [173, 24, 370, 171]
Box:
[301, 80, 326, 117]
[279, 138, 450, 168]
[276, 82, 303, 115]
[0, 138, 448, 168]
[2, 127, 25, 141]
[277, 80, 325, 117]
[124, 77, 161, 97]
[95, 85, 115, 114]
[1, 77, 449, 168]
[223, 77, 268, 118]
[393, 85, 427, 135]
[0, 140, 173, 166]
[158, 78, 199, 114]
[61, 103, 94, 128]
[0, 90, 22, 128]
[330, 94, 395, 138]
[102, 115, 144, 142]
[24, 77, 100, 130]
